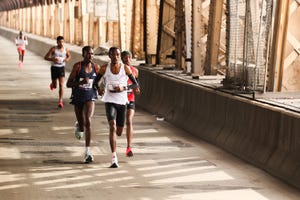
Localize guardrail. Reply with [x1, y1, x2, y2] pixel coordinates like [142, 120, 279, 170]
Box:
[136, 66, 300, 189]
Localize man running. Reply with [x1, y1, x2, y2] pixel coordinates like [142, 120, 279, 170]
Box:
[44, 36, 71, 108]
[121, 51, 140, 157]
[94, 47, 140, 168]
[66, 46, 101, 163]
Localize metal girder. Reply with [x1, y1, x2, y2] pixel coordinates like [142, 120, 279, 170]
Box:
[175, 0, 185, 69]
[268, 0, 289, 92]
[0, 0, 61, 11]
[144, 0, 159, 64]
[275, 0, 300, 91]
[0, 0, 18, 11]
[192, 0, 204, 75]
[204, 0, 224, 75]
[156, 0, 176, 65]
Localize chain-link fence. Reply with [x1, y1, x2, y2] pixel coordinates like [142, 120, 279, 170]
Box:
[226, 0, 273, 92]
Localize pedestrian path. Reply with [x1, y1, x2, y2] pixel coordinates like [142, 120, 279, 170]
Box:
[0, 35, 299, 200]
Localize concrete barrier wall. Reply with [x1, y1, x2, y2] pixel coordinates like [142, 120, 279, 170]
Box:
[136, 67, 300, 189]
[2, 27, 300, 189]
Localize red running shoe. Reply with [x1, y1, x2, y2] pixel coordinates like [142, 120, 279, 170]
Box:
[126, 147, 133, 157]
[18, 62, 23, 69]
[58, 101, 64, 108]
[50, 83, 54, 91]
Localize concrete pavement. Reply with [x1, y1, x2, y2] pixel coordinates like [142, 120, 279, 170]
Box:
[0, 35, 300, 200]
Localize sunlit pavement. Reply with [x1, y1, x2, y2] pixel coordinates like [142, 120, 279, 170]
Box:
[0, 35, 300, 200]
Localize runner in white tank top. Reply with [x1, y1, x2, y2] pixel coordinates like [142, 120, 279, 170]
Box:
[15, 31, 28, 67]
[44, 36, 71, 108]
[102, 62, 128, 105]
[93, 47, 140, 168]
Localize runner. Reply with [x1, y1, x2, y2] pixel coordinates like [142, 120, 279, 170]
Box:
[66, 46, 101, 163]
[121, 51, 140, 157]
[15, 31, 28, 68]
[94, 47, 140, 168]
[44, 36, 71, 108]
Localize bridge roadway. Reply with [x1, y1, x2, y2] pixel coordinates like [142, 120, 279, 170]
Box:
[0, 35, 300, 200]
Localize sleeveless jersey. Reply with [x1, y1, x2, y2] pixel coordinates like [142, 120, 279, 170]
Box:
[102, 62, 128, 105]
[15, 37, 28, 50]
[127, 65, 136, 102]
[71, 62, 98, 104]
[52, 47, 67, 67]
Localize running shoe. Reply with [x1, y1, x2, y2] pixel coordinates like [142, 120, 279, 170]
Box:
[74, 122, 83, 140]
[110, 155, 119, 168]
[58, 101, 64, 108]
[18, 62, 23, 69]
[50, 83, 54, 91]
[84, 154, 94, 163]
[110, 162, 119, 168]
[126, 147, 133, 157]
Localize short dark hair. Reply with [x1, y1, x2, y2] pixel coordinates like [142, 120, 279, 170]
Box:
[82, 46, 93, 56]
[121, 51, 131, 58]
[109, 47, 120, 55]
[56, 36, 64, 41]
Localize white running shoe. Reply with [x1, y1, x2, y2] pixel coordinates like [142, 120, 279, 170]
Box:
[110, 162, 119, 168]
[110, 155, 119, 168]
[74, 122, 83, 140]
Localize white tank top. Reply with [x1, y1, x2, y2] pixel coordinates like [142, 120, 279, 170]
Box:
[102, 62, 128, 105]
[52, 47, 67, 67]
[15, 37, 28, 49]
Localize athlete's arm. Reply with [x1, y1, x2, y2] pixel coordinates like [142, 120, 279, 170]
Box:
[131, 67, 141, 94]
[124, 64, 140, 90]
[44, 47, 55, 61]
[92, 63, 104, 95]
[133, 67, 139, 78]
[64, 48, 71, 62]
[94, 62, 101, 74]
[66, 63, 81, 88]
[93, 64, 106, 90]
[66, 62, 89, 88]
[24, 37, 28, 46]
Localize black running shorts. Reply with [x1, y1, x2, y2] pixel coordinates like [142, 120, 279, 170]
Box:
[105, 102, 126, 127]
[51, 66, 65, 80]
[127, 101, 135, 110]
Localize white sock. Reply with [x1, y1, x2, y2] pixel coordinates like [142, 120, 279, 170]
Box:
[112, 152, 118, 164]
[86, 147, 91, 155]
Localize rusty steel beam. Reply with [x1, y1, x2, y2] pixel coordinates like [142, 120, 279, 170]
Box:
[0, 0, 55, 11]
[204, 0, 224, 75]
[175, 0, 185, 69]
[268, 0, 290, 92]
[192, 0, 204, 76]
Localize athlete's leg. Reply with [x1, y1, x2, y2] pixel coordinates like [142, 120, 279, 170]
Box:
[50, 66, 58, 89]
[105, 103, 117, 153]
[83, 101, 95, 147]
[109, 119, 117, 153]
[51, 80, 57, 88]
[74, 103, 84, 132]
[17, 48, 22, 62]
[126, 108, 134, 148]
[109, 118, 119, 167]
[58, 76, 64, 102]
[105, 103, 119, 167]
[19, 53, 22, 62]
[75, 102, 94, 163]
[116, 104, 126, 136]
[21, 50, 25, 62]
